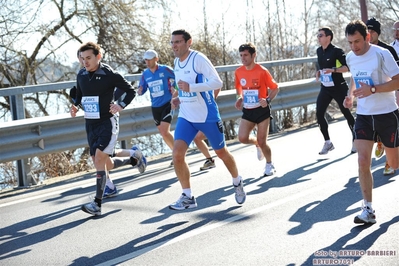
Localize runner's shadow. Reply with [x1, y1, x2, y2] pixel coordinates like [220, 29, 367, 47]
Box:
[287, 169, 396, 235]
[299, 215, 399, 265]
[70, 207, 245, 265]
[248, 154, 352, 196]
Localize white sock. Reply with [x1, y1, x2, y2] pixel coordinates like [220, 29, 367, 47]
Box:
[325, 140, 332, 144]
[106, 178, 115, 189]
[183, 188, 192, 198]
[232, 175, 242, 186]
[364, 200, 372, 209]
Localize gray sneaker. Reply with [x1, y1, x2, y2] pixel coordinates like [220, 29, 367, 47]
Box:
[169, 193, 197, 210]
[234, 180, 246, 204]
[200, 159, 216, 171]
[131, 145, 147, 174]
[81, 201, 101, 216]
[319, 142, 334, 155]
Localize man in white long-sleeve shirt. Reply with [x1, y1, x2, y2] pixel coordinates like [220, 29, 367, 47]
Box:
[168, 29, 246, 210]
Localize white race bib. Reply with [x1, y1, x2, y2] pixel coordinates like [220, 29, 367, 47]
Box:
[320, 70, 334, 87]
[82, 96, 100, 119]
[353, 70, 374, 89]
[148, 80, 165, 98]
[178, 90, 198, 104]
[243, 90, 259, 108]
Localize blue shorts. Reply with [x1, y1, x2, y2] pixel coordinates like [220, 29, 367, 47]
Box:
[174, 118, 225, 150]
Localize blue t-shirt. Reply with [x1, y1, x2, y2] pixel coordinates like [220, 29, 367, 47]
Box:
[139, 64, 175, 107]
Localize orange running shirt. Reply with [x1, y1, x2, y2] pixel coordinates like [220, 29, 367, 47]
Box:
[235, 64, 278, 109]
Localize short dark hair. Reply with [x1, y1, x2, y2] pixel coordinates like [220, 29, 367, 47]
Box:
[79, 41, 101, 56]
[239, 43, 256, 55]
[172, 29, 192, 42]
[345, 19, 367, 39]
[318, 27, 334, 41]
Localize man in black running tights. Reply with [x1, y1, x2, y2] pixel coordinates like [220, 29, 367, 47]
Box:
[315, 27, 356, 155]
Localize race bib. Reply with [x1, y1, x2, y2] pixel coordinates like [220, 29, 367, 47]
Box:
[320, 71, 334, 87]
[353, 70, 374, 89]
[82, 96, 100, 119]
[148, 80, 165, 98]
[243, 90, 259, 108]
[178, 90, 198, 103]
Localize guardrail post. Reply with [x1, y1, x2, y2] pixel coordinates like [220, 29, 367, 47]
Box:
[10, 94, 31, 187]
[120, 140, 127, 149]
[270, 110, 278, 133]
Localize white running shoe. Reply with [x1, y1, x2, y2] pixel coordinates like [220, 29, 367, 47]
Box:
[264, 163, 276, 176]
[200, 158, 216, 171]
[234, 180, 246, 204]
[169, 193, 197, 210]
[81, 201, 101, 216]
[383, 162, 395, 175]
[351, 142, 357, 154]
[374, 142, 384, 158]
[319, 142, 334, 155]
[354, 205, 376, 224]
[131, 145, 147, 174]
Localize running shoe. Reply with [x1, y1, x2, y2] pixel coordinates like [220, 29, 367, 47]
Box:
[103, 185, 118, 198]
[375, 142, 384, 158]
[131, 145, 147, 174]
[169, 193, 197, 210]
[319, 142, 334, 155]
[200, 158, 216, 170]
[383, 162, 395, 175]
[256, 146, 265, 161]
[351, 142, 357, 154]
[234, 179, 246, 204]
[264, 163, 276, 176]
[81, 201, 101, 216]
[354, 205, 376, 224]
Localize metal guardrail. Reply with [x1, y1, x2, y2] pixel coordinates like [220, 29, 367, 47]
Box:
[1, 77, 322, 163]
[1, 57, 320, 186]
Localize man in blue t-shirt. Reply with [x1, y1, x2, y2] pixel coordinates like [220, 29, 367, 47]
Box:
[138, 49, 216, 170]
[138, 49, 176, 151]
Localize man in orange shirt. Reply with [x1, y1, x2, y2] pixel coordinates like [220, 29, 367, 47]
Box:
[235, 43, 279, 176]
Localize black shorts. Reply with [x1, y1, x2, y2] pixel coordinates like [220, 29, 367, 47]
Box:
[152, 102, 172, 126]
[86, 116, 118, 156]
[354, 109, 399, 148]
[242, 106, 271, 124]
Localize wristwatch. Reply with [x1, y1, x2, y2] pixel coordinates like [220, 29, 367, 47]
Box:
[370, 86, 376, 94]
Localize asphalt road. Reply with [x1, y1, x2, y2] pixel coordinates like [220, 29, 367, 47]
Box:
[1, 119, 398, 266]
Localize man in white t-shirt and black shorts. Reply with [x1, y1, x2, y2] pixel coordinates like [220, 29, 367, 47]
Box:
[344, 20, 399, 224]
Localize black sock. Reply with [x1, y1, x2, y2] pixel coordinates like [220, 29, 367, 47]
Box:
[94, 197, 102, 208]
[95, 171, 107, 201]
[113, 158, 131, 169]
[130, 157, 138, 166]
